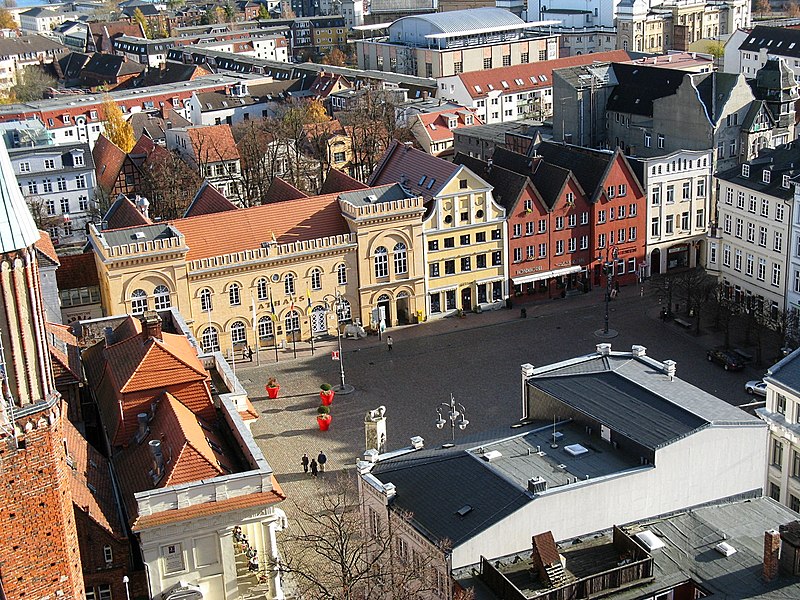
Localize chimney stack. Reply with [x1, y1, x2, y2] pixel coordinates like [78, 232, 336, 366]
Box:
[149, 439, 165, 480]
[764, 530, 781, 582]
[141, 310, 163, 341]
[596, 343, 611, 356]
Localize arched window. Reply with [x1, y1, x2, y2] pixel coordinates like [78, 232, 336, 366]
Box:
[258, 316, 274, 339]
[284, 273, 295, 296]
[256, 278, 268, 301]
[374, 246, 388, 278]
[393, 242, 407, 275]
[230, 320, 246, 344]
[131, 289, 148, 315]
[200, 288, 213, 312]
[153, 285, 171, 310]
[310, 267, 322, 290]
[201, 326, 219, 352]
[284, 310, 300, 333]
[337, 263, 347, 285]
[337, 298, 352, 323]
[229, 283, 241, 306]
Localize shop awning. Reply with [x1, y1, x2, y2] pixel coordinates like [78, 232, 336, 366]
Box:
[512, 265, 582, 286]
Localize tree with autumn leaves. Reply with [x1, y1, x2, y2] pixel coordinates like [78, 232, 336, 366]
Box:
[102, 95, 135, 152]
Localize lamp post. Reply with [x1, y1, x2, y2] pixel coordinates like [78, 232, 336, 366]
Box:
[323, 290, 347, 392]
[601, 246, 619, 335]
[435, 394, 469, 442]
[122, 575, 131, 600]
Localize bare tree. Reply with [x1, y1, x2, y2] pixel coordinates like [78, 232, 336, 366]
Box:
[673, 267, 716, 334]
[278, 474, 463, 600]
[26, 195, 62, 231]
[711, 282, 741, 348]
[233, 117, 285, 205]
[139, 149, 202, 219]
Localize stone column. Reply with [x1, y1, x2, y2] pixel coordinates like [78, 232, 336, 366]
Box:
[264, 519, 284, 599]
[219, 527, 239, 600]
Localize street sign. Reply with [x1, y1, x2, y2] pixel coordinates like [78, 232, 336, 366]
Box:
[332, 350, 340, 361]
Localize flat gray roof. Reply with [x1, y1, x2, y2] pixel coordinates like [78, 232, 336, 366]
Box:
[100, 224, 179, 247]
[338, 184, 410, 206]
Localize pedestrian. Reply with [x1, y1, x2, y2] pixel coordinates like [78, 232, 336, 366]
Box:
[248, 553, 259, 572]
[246, 345, 253, 362]
[387, 336, 393, 351]
[310, 458, 318, 477]
[317, 450, 327, 473]
[301, 453, 309, 474]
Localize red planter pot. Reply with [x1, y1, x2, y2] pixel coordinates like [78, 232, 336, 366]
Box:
[265, 385, 280, 399]
[317, 415, 332, 431]
[320, 390, 335, 406]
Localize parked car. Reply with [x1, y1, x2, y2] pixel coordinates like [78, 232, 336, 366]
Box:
[706, 349, 745, 371]
[745, 380, 767, 396]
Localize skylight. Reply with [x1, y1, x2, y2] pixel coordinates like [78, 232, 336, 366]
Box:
[426, 178, 435, 189]
[474, 85, 481, 92]
[487, 84, 494, 90]
[501, 80, 509, 88]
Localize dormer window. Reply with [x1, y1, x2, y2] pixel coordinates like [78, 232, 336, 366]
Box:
[448, 118, 457, 129]
[783, 174, 791, 189]
[763, 170, 771, 184]
[742, 164, 750, 177]
[464, 115, 473, 125]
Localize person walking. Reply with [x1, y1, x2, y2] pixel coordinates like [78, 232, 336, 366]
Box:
[387, 336, 393, 351]
[317, 451, 327, 473]
[301, 453, 309, 474]
[310, 458, 318, 477]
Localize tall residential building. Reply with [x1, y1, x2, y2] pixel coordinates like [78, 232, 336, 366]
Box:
[0, 130, 85, 599]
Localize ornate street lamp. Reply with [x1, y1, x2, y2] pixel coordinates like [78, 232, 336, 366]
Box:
[599, 246, 619, 335]
[323, 290, 347, 392]
[435, 394, 469, 442]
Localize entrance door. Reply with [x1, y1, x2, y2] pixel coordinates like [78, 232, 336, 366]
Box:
[377, 294, 391, 327]
[461, 287, 472, 312]
[311, 306, 327, 334]
[651, 248, 662, 276]
[396, 294, 409, 325]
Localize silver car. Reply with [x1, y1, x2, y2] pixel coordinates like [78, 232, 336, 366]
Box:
[744, 380, 767, 396]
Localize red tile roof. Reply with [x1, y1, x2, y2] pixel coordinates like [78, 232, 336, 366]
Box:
[319, 168, 368, 195]
[92, 134, 127, 192]
[303, 118, 346, 139]
[64, 419, 126, 539]
[369, 140, 459, 202]
[103, 195, 152, 230]
[415, 108, 483, 143]
[35, 230, 59, 265]
[456, 50, 631, 99]
[265, 176, 309, 203]
[184, 180, 239, 217]
[187, 124, 240, 162]
[168, 191, 349, 261]
[309, 72, 350, 99]
[55, 252, 99, 289]
[47, 322, 82, 385]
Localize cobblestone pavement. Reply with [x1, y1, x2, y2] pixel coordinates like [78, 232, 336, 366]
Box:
[235, 281, 772, 523]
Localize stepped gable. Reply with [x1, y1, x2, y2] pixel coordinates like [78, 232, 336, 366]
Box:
[319, 168, 368, 195]
[183, 180, 239, 217]
[265, 176, 309, 203]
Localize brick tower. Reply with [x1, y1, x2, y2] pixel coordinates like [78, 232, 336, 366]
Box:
[0, 141, 84, 597]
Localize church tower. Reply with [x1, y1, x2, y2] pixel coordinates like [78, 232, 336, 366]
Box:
[0, 140, 84, 597]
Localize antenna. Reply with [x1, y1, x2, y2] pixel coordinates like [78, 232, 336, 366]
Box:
[550, 415, 558, 449]
[0, 330, 18, 449]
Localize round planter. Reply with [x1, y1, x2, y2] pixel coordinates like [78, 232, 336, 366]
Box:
[265, 385, 280, 399]
[317, 415, 332, 431]
[320, 390, 335, 406]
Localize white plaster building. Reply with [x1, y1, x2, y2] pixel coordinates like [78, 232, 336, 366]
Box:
[9, 142, 97, 246]
[715, 145, 798, 315]
[758, 348, 800, 512]
[629, 150, 712, 277]
[359, 343, 767, 579]
[738, 25, 800, 81]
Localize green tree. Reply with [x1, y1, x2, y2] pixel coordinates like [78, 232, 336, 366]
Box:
[11, 66, 56, 102]
[202, 6, 219, 24]
[133, 7, 148, 37]
[102, 96, 135, 152]
[0, 8, 15, 28]
[224, 1, 235, 21]
[257, 4, 271, 18]
[707, 41, 724, 61]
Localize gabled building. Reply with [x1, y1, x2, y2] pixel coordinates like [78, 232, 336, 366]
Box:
[82, 311, 286, 599]
[187, 79, 299, 126]
[56, 252, 103, 325]
[370, 140, 507, 318]
[166, 124, 242, 198]
[738, 25, 800, 80]
[0, 34, 67, 91]
[410, 107, 482, 157]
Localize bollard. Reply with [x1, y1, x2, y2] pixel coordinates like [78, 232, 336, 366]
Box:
[521, 308, 527, 318]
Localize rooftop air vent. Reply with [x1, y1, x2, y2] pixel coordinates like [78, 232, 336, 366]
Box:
[132, 231, 146, 240]
[715, 541, 737, 557]
[528, 477, 547, 494]
[635, 530, 666, 551]
[366, 194, 377, 203]
[456, 505, 473, 517]
[482, 450, 502, 462]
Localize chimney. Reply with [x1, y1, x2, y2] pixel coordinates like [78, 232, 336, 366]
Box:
[104, 326, 114, 347]
[663, 359, 676, 380]
[141, 310, 163, 341]
[596, 343, 611, 356]
[631, 345, 646, 357]
[136, 412, 149, 442]
[764, 530, 781, 582]
[149, 439, 165, 480]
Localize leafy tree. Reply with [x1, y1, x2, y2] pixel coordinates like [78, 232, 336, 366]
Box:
[321, 48, 346, 67]
[233, 118, 285, 205]
[706, 41, 724, 61]
[102, 95, 135, 152]
[0, 8, 15, 29]
[224, 1, 236, 21]
[11, 66, 56, 102]
[257, 4, 271, 18]
[202, 6, 219, 24]
[278, 474, 471, 600]
[133, 7, 148, 36]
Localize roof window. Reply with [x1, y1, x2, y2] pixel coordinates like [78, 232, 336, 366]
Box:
[501, 80, 509, 89]
[474, 85, 481, 92]
[426, 178, 435, 189]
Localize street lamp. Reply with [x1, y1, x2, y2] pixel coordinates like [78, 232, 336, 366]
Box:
[599, 246, 619, 335]
[435, 394, 469, 442]
[122, 575, 131, 600]
[323, 290, 347, 392]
